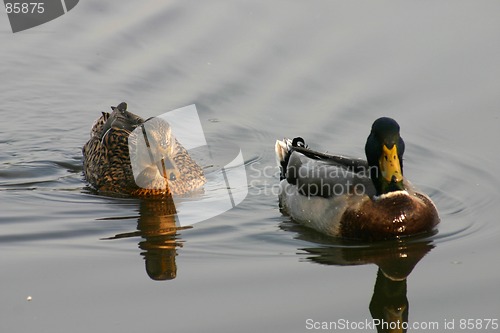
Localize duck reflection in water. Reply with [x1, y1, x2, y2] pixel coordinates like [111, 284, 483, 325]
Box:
[105, 197, 189, 281]
[283, 222, 435, 333]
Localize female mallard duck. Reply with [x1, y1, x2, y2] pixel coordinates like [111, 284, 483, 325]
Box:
[275, 117, 439, 241]
[83, 102, 205, 197]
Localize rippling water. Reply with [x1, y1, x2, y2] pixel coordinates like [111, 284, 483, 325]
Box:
[1, 1, 500, 332]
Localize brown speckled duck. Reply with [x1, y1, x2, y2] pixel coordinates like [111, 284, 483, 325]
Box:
[83, 102, 205, 197]
[275, 117, 439, 241]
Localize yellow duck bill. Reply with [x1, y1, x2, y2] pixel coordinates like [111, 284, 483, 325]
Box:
[379, 144, 403, 183]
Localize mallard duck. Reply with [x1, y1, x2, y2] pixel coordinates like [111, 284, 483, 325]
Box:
[83, 102, 205, 197]
[275, 117, 439, 241]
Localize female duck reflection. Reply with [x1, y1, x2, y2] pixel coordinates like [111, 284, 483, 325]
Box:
[84, 102, 207, 280]
[284, 223, 435, 333]
[105, 197, 187, 281]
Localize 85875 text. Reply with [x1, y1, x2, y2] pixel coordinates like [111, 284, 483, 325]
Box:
[451, 318, 499, 330]
[5, 2, 44, 14]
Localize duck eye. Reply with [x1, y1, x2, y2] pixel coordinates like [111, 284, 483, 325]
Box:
[169, 172, 176, 181]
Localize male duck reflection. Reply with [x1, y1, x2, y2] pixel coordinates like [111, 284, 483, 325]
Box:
[276, 117, 439, 241]
[83, 102, 205, 197]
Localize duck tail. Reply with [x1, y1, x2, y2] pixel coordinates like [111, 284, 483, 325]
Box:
[275, 137, 306, 180]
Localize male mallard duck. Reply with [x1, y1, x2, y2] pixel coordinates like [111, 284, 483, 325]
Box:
[83, 102, 205, 197]
[275, 117, 439, 241]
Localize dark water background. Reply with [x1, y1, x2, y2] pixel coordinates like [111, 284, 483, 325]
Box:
[1, 1, 500, 332]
